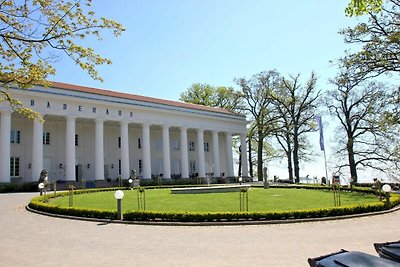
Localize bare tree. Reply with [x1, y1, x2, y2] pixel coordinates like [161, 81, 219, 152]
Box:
[236, 70, 281, 181]
[327, 67, 399, 184]
[271, 73, 321, 183]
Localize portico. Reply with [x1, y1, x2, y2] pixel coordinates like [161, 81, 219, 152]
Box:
[0, 82, 248, 183]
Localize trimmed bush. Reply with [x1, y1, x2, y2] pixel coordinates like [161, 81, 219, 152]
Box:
[28, 186, 400, 223]
[123, 200, 396, 223]
[29, 195, 117, 219]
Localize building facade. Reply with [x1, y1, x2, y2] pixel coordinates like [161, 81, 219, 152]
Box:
[0, 82, 248, 183]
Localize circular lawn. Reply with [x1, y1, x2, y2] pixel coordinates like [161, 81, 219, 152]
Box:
[48, 187, 380, 213]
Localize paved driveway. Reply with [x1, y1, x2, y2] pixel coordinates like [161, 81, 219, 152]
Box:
[0, 193, 399, 266]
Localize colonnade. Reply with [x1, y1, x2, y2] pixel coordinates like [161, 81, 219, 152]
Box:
[0, 111, 249, 182]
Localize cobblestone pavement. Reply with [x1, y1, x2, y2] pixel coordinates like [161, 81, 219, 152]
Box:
[0, 193, 399, 267]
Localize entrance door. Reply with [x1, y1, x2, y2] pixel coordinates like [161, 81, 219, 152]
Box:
[75, 165, 83, 182]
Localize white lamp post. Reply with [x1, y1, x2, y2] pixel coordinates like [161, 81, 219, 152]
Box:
[38, 182, 44, 195]
[128, 178, 133, 190]
[382, 184, 392, 208]
[114, 190, 124, 220]
[238, 177, 243, 185]
[38, 182, 47, 202]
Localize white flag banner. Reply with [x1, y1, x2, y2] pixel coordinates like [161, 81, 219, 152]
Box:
[315, 115, 325, 151]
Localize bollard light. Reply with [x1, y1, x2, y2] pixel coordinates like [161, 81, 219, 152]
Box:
[128, 178, 133, 190]
[382, 184, 392, 209]
[382, 184, 392, 193]
[38, 182, 44, 196]
[114, 190, 124, 220]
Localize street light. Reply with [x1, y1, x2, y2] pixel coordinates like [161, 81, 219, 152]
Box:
[114, 190, 124, 220]
[238, 177, 243, 185]
[128, 178, 133, 190]
[382, 184, 392, 209]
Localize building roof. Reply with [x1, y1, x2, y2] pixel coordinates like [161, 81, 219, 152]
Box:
[49, 81, 243, 117]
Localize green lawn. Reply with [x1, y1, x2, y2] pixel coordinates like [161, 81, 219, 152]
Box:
[49, 188, 381, 213]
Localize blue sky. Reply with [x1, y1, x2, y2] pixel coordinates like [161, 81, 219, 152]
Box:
[51, 1, 375, 181]
[52, 1, 356, 100]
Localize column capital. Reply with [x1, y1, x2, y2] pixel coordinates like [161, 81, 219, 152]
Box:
[65, 116, 76, 122]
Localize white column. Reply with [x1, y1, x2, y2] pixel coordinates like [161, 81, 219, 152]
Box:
[95, 119, 104, 180]
[225, 132, 234, 177]
[197, 128, 206, 178]
[0, 111, 11, 183]
[65, 116, 76, 181]
[240, 133, 249, 177]
[120, 121, 130, 179]
[162, 125, 171, 179]
[180, 127, 189, 179]
[32, 119, 43, 182]
[211, 130, 220, 178]
[142, 123, 151, 179]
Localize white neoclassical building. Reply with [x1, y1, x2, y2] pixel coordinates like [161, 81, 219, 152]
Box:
[0, 82, 248, 183]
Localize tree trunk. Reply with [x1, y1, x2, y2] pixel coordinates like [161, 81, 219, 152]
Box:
[257, 130, 264, 181]
[293, 127, 300, 183]
[248, 138, 253, 178]
[286, 132, 294, 182]
[347, 136, 358, 185]
[286, 153, 294, 182]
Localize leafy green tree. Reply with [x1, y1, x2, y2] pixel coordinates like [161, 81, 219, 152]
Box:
[0, 0, 124, 119]
[345, 0, 384, 16]
[179, 83, 244, 113]
[341, 0, 400, 82]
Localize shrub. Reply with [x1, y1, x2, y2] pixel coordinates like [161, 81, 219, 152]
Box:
[0, 182, 40, 193]
[29, 195, 117, 219]
[28, 186, 400, 223]
[122, 200, 393, 223]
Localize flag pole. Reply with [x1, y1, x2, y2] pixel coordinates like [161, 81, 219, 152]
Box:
[323, 149, 328, 186]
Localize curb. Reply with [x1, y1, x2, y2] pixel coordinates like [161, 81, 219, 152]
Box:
[26, 204, 400, 227]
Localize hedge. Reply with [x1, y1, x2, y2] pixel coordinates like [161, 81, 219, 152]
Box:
[28, 187, 400, 223]
[123, 195, 400, 222]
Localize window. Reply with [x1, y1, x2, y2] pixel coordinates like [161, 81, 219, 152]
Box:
[138, 159, 142, 174]
[189, 141, 195, 151]
[172, 139, 180, 151]
[10, 157, 20, 177]
[75, 134, 79, 146]
[10, 130, 20, 144]
[190, 160, 196, 173]
[138, 138, 142, 149]
[204, 142, 209, 152]
[43, 132, 50, 145]
[156, 138, 162, 151]
[118, 137, 121, 148]
[118, 159, 121, 175]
